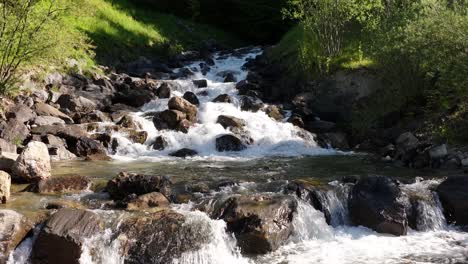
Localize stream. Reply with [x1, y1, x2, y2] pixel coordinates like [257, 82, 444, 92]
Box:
[2, 48, 468, 264]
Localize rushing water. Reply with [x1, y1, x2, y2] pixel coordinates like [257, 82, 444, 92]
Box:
[4, 48, 468, 264]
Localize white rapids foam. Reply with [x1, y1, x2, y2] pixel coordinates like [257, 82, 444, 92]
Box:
[109, 48, 337, 161]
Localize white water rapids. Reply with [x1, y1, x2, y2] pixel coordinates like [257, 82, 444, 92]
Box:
[6, 48, 468, 264]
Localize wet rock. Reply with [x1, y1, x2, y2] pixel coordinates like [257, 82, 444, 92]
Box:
[436, 176, 468, 225]
[168, 96, 198, 123]
[216, 135, 247, 152]
[153, 110, 187, 130]
[113, 85, 154, 108]
[6, 104, 36, 123]
[78, 110, 111, 123]
[217, 115, 246, 129]
[156, 82, 172, 98]
[117, 210, 208, 264]
[106, 172, 172, 200]
[212, 94, 232, 103]
[127, 130, 148, 144]
[32, 209, 103, 264]
[169, 148, 198, 158]
[25, 175, 90, 194]
[241, 96, 263, 112]
[187, 182, 210, 194]
[0, 171, 10, 203]
[265, 105, 284, 121]
[33, 102, 73, 124]
[116, 115, 141, 130]
[305, 120, 336, 133]
[67, 137, 108, 160]
[12, 141, 51, 183]
[316, 132, 350, 150]
[152, 136, 168, 150]
[349, 176, 409, 236]
[224, 73, 237, 83]
[192, 79, 208, 88]
[56, 94, 97, 114]
[287, 115, 305, 128]
[236, 80, 259, 95]
[0, 119, 30, 144]
[175, 119, 191, 134]
[183, 91, 200, 106]
[127, 192, 170, 210]
[0, 210, 33, 264]
[33, 116, 66, 126]
[212, 194, 297, 254]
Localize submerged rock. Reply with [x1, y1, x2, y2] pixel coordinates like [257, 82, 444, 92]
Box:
[349, 176, 409, 236]
[436, 176, 468, 225]
[211, 194, 297, 254]
[126, 192, 170, 210]
[12, 141, 51, 183]
[0, 171, 11, 203]
[25, 175, 91, 194]
[106, 172, 172, 200]
[0, 210, 33, 264]
[32, 209, 103, 264]
[169, 148, 198, 158]
[216, 134, 247, 152]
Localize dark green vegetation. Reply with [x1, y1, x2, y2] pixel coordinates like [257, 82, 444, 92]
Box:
[274, 0, 468, 143]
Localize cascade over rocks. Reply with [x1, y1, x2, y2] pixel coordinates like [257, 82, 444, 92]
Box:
[0, 171, 11, 203]
[156, 82, 172, 98]
[349, 176, 409, 236]
[211, 194, 297, 254]
[0, 210, 33, 264]
[117, 210, 209, 264]
[436, 176, 468, 225]
[12, 141, 51, 183]
[216, 134, 247, 152]
[31, 209, 103, 264]
[151, 136, 168, 150]
[106, 172, 172, 200]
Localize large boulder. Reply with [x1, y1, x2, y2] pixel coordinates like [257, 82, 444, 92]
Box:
[216, 134, 247, 152]
[155, 82, 172, 98]
[5, 104, 36, 123]
[12, 141, 51, 183]
[0, 171, 11, 203]
[0, 210, 33, 264]
[211, 194, 297, 254]
[153, 110, 187, 130]
[30, 124, 87, 141]
[106, 172, 172, 200]
[25, 175, 91, 194]
[117, 210, 209, 264]
[0, 119, 29, 144]
[349, 176, 409, 236]
[31, 209, 103, 264]
[56, 94, 97, 115]
[67, 137, 109, 160]
[168, 96, 198, 123]
[216, 115, 246, 129]
[436, 176, 468, 225]
[33, 102, 73, 124]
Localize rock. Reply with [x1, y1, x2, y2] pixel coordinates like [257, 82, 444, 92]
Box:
[153, 110, 187, 130]
[106, 172, 172, 200]
[127, 192, 170, 210]
[168, 96, 198, 123]
[30, 124, 87, 141]
[192, 79, 208, 88]
[152, 136, 168, 150]
[187, 182, 210, 194]
[33, 103, 73, 124]
[31, 209, 103, 264]
[183, 91, 200, 106]
[436, 176, 468, 225]
[428, 144, 448, 159]
[156, 82, 171, 98]
[287, 115, 305, 128]
[26, 175, 90, 194]
[6, 104, 36, 123]
[127, 130, 148, 144]
[0, 210, 33, 263]
[224, 73, 237, 83]
[117, 210, 208, 264]
[0, 171, 10, 203]
[216, 115, 246, 129]
[216, 135, 247, 152]
[169, 148, 198, 158]
[112, 86, 154, 108]
[241, 96, 263, 112]
[396, 132, 419, 152]
[116, 115, 141, 130]
[317, 132, 350, 150]
[175, 119, 191, 133]
[67, 137, 108, 160]
[305, 120, 336, 133]
[349, 176, 409, 236]
[78, 110, 111, 123]
[56, 94, 97, 114]
[0, 119, 29, 144]
[48, 146, 77, 161]
[265, 105, 284, 121]
[33, 116, 66, 126]
[12, 141, 51, 183]
[0, 152, 18, 173]
[236, 80, 259, 95]
[0, 138, 16, 153]
[211, 194, 297, 254]
[212, 94, 232, 103]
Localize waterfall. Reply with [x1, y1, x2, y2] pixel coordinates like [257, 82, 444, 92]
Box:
[290, 200, 334, 242]
[79, 228, 124, 264]
[316, 182, 351, 227]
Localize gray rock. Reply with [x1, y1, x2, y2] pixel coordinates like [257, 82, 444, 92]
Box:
[0, 210, 33, 264]
[6, 104, 37, 123]
[0, 152, 18, 173]
[56, 94, 97, 114]
[0, 119, 29, 144]
[0, 138, 16, 153]
[12, 141, 51, 183]
[0, 171, 10, 203]
[33, 116, 66, 126]
[33, 103, 73, 124]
